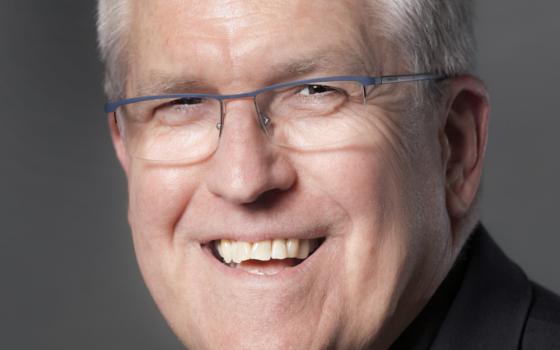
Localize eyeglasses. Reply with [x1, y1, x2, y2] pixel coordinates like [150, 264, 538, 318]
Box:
[105, 74, 444, 163]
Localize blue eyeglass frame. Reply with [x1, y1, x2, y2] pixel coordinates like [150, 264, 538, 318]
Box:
[104, 73, 446, 113]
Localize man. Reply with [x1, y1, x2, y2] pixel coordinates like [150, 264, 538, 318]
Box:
[97, 0, 560, 349]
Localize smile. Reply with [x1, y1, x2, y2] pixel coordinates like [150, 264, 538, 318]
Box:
[210, 238, 324, 276]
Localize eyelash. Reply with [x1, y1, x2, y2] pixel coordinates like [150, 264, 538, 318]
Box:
[171, 97, 204, 106]
[297, 84, 336, 96]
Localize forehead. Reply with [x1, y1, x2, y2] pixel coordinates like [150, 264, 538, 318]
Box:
[127, 0, 379, 94]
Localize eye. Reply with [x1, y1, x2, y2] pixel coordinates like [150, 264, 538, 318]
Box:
[296, 84, 337, 96]
[170, 97, 204, 108]
[153, 96, 215, 126]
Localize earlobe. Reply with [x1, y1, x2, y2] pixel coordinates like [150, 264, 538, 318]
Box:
[108, 113, 129, 174]
[442, 76, 490, 221]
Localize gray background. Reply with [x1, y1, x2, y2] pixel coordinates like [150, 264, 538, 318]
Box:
[1, 1, 558, 349]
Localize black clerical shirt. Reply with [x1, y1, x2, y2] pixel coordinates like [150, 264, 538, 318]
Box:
[389, 224, 560, 350]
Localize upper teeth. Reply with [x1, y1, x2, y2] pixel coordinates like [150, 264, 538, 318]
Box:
[215, 238, 318, 264]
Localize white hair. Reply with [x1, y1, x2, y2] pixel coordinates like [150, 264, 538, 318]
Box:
[97, 0, 475, 100]
[370, 1, 475, 75]
[97, 0, 130, 101]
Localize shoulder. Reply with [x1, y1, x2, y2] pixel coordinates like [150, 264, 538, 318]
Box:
[429, 225, 560, 350]
[521, 282, 560, 349]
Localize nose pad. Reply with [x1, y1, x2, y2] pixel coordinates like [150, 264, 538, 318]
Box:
[254, 98, 272, 137]
[216, 100, 225, 137]
[216, 98, 272, 139]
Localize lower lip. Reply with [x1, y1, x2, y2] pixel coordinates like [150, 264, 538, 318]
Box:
[200, 239, 327, 286]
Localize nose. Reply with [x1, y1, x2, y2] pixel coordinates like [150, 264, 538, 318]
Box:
[205, 99, 296, 204]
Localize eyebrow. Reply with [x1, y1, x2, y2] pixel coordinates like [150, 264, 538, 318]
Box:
[134, 77, 207, 97]
[270, 51, 369, 78]
[134, 49, 372, 97]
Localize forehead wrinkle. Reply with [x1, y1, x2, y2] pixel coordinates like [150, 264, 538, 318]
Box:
[269, 50, 373, 78]
[174, 1, 375, 71]
[165, 0, 287, 40]
[131, 46, 373, 98]
[133, 50, 371, 98]
[129, 1, 379, 96]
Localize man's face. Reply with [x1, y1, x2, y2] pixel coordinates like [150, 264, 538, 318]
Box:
[115, 0, 456, 349]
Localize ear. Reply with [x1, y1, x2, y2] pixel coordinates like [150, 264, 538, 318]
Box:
[441, 75, 490, 222]
[108, 113, 130, 175]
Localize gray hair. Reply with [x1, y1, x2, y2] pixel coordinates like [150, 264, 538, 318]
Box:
[97, 0, 130, 101]
[368, 0, 475, 114]
[369, 1, 475, 75]
[96, 0, 475, 100]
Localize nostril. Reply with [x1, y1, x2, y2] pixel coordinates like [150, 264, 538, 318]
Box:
[244, 188, 290, 210]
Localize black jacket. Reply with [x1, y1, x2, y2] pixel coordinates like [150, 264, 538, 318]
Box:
[391, 225, 560, 349]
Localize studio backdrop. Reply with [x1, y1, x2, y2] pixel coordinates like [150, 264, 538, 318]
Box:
[1, 1, 558, 349]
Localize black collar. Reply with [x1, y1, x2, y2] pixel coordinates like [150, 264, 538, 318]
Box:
[390, 224, 532, 350]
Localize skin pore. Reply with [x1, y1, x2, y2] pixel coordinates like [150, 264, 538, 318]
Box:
[109, 0, 489, 349]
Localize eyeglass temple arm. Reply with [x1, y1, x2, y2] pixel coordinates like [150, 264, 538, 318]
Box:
[362, 73, 446, 101]
[379, 73, 447, 85]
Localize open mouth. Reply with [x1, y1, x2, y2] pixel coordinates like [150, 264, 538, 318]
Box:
[207, 238, 325, 275]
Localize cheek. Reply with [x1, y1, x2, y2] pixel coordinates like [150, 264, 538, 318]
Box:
[306, 152, 391, 215]
[126, 162, 205, 316]
[127, 162, 200, 242]
[298, 108, 414, 226]
[294, 111, 431, 333]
